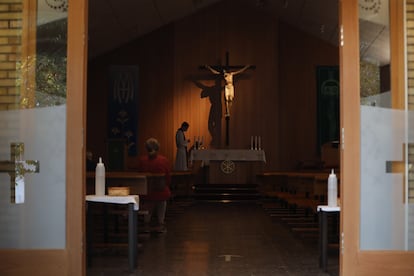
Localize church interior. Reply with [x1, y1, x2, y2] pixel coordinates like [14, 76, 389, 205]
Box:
[85, 0, 343, 274]
[83, 0, 389, 275]
[86, 0, 341, 172]
[3, 0, 413, 275]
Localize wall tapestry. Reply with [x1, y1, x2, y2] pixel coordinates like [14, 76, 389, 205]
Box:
[108, 66, 138, 165]
[317, 66, 340, 151]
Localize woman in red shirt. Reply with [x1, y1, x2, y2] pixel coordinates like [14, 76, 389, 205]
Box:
[136, 138, 171, 233]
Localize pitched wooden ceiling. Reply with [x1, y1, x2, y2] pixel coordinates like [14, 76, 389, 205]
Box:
[40, 0, 390, 65]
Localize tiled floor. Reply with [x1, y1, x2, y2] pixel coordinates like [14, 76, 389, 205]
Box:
[87, 200, 339, 276]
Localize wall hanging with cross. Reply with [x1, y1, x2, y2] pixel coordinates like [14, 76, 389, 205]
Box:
[0, 142, 39, 204]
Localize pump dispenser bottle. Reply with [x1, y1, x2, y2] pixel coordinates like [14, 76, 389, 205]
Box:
[95, 157, 105, 196]
[327, 169, 338, 207]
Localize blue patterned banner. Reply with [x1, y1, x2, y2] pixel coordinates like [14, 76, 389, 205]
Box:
[108, 66, 138, 156]
[316, 66, 339, 151]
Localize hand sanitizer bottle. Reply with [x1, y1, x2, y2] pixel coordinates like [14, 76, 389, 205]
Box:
[95, 157, 105, 196]
[328, 169, 337, 207]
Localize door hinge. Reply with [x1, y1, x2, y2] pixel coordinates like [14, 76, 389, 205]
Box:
[341, 232, 345, 254]
[341, 128, 345, 150]
[340, 25, 344, 47]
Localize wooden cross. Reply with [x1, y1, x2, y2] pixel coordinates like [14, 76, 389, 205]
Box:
[0, 142, 39, 203]
[200, 52, 256, 74]
[200, 52, 255, 146]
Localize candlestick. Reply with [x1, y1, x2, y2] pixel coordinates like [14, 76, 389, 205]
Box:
[258, 136, 261, 150]
[250, 136, 253, 150]
[254, 136, 258, 150]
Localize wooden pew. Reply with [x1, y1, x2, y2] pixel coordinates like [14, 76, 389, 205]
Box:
[259, 170, 340, 242]
[257, 171, 340, 213]
[171, 171, 194, 199]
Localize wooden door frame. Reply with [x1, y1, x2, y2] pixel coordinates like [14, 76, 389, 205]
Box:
[340, 0, 414, 275]
[66, 0, 88, 275]
[339, 0, 360, 272]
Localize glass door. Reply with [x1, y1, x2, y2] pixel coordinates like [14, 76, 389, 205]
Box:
[340, 0, 414, 274]
[0, 0, 68, 246]
[359, 0, 405, 251]
[0, 0, 86, 274]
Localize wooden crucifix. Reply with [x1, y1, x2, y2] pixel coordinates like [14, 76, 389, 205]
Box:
[200, 52, 255, 146]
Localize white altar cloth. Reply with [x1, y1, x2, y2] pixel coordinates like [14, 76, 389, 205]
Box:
[86, 195, 139, 210]
[317, 205, 340, 212]
[190, 149, 266, 163]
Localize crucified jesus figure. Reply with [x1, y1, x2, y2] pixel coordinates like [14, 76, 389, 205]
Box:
[204, 64, 251, 117]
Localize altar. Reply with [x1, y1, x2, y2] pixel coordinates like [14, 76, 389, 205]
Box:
[190, 149, 266, 185]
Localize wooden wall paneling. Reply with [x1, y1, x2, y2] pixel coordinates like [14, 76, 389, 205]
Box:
[86, 58, 108, 162]
[173, 1, 281, 167]
[87, 0, 339, 173]
[135, 28, 175, 162]
[278, 22, 339, 170]
[173, 4, 220, 154]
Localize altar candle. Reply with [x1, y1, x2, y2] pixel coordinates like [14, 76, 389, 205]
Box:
[201, 136, 204, 145]
[250, 136, 253, 150]
[255, 136, 258, 150]
[258, 136, 261, 150]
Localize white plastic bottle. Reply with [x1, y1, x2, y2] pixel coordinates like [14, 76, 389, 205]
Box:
[95, 157, 105, 196]
[327, 169, 338, 207]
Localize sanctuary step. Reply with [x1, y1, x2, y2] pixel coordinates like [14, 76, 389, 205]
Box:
[192, 183, 260, 202]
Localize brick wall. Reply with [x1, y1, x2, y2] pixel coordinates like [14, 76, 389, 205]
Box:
[0, 0, 22, 110]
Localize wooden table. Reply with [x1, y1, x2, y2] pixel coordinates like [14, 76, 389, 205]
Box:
[317, 205, 340, 271]
[86, 195, 139, 272]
